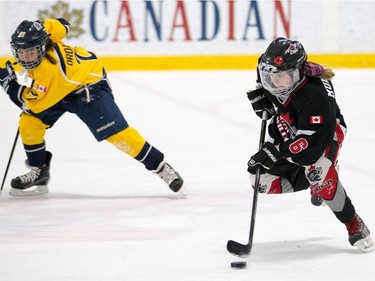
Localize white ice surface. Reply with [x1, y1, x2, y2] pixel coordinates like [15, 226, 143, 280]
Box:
[0, 70, 374, 281]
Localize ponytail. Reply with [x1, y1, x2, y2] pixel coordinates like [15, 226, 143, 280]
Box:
[44, 39, 57, 65]
[304, 61, 335, 80]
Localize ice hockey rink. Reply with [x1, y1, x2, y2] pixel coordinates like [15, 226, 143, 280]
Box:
[0, 69, 374, 281]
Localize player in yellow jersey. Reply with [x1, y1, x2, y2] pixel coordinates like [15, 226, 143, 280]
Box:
[0, 18, 184, 196]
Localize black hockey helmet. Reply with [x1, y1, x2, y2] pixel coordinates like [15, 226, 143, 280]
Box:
[258, 37, 307, 103]
[10, 20, 50, 69]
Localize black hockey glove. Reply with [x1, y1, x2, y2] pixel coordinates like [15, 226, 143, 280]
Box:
[247, 142, 282, 174]
[247, 86, 275, 120]
[0, 61, 17, 93]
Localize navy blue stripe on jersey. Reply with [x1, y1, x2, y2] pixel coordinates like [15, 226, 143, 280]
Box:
[75, 51, 98, 65]
[53, 45, 67, 76]
[56, 18, 71, 34]
[6, 83, 25, 110]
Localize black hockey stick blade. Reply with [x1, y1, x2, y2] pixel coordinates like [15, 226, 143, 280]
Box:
[227, 240, 251, 258]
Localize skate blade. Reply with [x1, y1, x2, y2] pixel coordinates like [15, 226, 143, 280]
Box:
[9, 185, 49, 196]
[176, 184, 188, 197]
[354, 235, 375, 253]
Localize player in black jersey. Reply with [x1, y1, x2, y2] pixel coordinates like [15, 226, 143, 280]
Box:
[247, 37, 373, 252]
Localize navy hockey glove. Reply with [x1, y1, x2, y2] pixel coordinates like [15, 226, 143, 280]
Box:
[247, 85, 275, 120]
[0, 61, 17, 92]
[247, 142, 282, 174]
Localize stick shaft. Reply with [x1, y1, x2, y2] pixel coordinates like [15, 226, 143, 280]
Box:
[1, 129, 19, 191]
[227, 111, 268, 257]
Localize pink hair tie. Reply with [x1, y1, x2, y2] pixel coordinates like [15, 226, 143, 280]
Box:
[304, 61, 324, 77]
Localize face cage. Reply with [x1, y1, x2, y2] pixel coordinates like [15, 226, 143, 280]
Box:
[11, 45, 46, 70]
[259, 67, 302, 104]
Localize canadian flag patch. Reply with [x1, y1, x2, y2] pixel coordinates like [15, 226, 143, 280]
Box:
[34, 84, 48, 93]
[310, 115, 323, 124]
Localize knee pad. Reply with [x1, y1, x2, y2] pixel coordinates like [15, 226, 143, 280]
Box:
[19, 114, 49, 145]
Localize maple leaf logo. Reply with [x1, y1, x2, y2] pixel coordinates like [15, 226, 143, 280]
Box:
[280, 112, 293, 126]
[37, 1, 84, 38]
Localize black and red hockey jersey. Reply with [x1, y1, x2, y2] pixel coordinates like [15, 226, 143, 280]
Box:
[265, 76, 346, 166]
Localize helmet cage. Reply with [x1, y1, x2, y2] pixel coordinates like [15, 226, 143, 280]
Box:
[11, 44, 46, 70]
[258, 64, 303, 104]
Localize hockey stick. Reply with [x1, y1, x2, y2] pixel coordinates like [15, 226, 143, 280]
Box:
[1, 129, 19, 192]
[227, 110, 268, 258]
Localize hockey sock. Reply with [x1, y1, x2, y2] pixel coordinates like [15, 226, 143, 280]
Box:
[24, 142, 47, 167]
[106, 126, 164, 170]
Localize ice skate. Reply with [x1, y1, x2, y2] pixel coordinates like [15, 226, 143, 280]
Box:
[9, 151, 52, 196]
[154, 161, 186, 194]
[345, 213, 375, 253]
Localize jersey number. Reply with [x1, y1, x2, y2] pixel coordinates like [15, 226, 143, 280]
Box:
[75, 51, 97, 64]
[289, 138, 308, 154]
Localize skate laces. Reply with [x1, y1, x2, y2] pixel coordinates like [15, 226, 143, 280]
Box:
[157, 163, 178, 185]
[18, 169, 41, 184]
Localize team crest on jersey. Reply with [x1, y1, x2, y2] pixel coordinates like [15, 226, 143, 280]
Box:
[34, 84, 48, 93]
[25, 90, 39, 100]
[276, 113, 296, 141]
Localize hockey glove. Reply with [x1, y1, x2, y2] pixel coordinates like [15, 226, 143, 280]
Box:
[247, 85, 275, 120]
[247, 142, 282, 174]
[0, 61, 17, 93]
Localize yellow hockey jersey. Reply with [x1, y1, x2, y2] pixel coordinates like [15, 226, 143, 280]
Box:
[22, 19, 105, 114]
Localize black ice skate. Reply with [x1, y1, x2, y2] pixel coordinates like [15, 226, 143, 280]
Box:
[154, 161, 185, 194]
[9, 151, 52, 196]
[345, 213, 374, 253]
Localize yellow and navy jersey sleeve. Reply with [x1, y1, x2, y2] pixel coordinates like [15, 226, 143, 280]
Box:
[43, 18, 70, 43]
[21, 19, 105, 114]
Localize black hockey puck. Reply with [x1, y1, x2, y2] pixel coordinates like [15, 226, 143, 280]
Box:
[230, 261, 247, 269]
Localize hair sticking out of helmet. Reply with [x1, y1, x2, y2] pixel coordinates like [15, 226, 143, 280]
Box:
[304, 61, 335, 80]
[304, 61, 324, 77]
[258, 37, 307, 104]
[10, 20, 50, 70]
